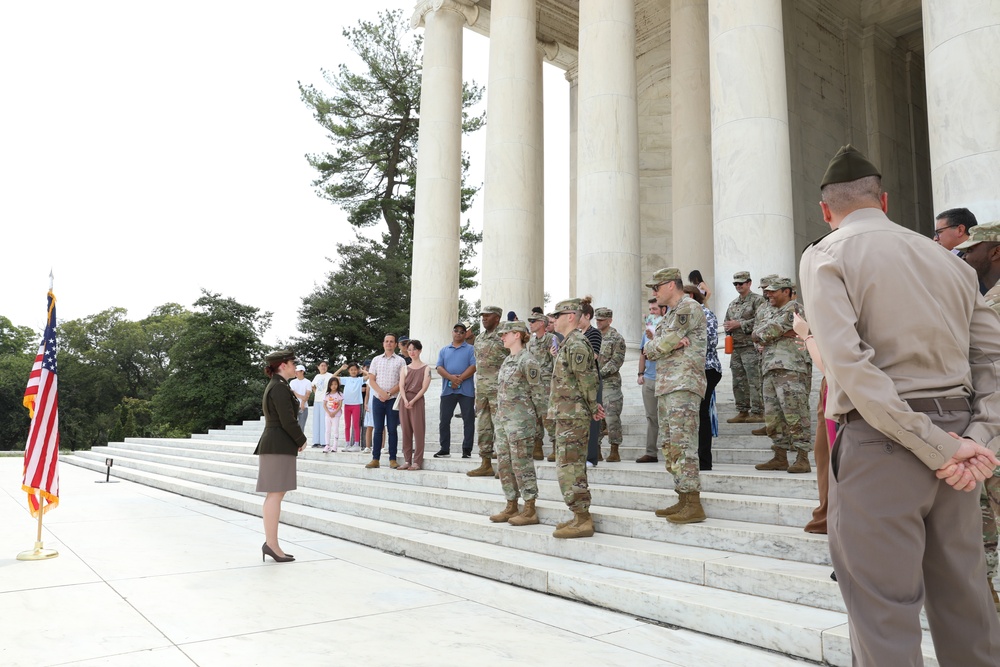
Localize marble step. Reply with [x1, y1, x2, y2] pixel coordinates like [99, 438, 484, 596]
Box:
[89, 442, 817, 528]
[63, 453, 938, 666]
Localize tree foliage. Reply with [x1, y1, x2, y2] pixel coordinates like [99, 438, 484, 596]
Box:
[295, 9, 484, 364]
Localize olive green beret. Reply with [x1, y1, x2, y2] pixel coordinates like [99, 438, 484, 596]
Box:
[645, 267, 682, 288]
[479, 306, 502, 316]
[956, 221, 1000, 250]
[763, 277, 793, 291]
[497, 320, 529, 335]
[548, 298, 582, 317]
[758, 274, 778, 290]
[821, 144, 881, 187]
[594, 307, 613, 319]
[733, 271, 751, 282]
[265, 348, 296, 365]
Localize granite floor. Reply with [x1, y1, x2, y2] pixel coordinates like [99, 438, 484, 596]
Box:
[0, 457, 807, 667]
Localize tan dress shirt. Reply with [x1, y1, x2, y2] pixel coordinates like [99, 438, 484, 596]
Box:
[800, 207, 1000, 469]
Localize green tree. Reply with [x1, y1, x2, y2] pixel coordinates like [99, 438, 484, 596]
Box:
[294, 8, 484, 364]
[0, 317, 33, 449]
[152, 291, 270, 434]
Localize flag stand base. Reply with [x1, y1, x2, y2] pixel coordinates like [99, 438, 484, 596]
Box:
[17, 541, 58, 561]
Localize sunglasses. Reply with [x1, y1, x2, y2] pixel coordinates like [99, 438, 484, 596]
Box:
[733, 280, 750, 287]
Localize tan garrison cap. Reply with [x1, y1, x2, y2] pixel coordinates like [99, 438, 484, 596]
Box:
[595, 307, 613, 319]
[265, 349, 296, 364]
[479, 306, 502, 316]
[548, 298, 582, 317]
[763, 277, 793, 292]
[497, 320, 529, 335]
[645, 267, 682, 288]
[733, 271, 751, 282]
[821, 144, 881, 187]
[955, 221, 1000, 250]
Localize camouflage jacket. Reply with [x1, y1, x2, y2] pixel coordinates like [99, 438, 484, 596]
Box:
[645, 295, 707, 398]
[496, 348, 546, 441]
[598, 326, 627, 386]
[724, 292, 767, 347]
[752, 300, 809, 375]
[547, 329, 600, 421]
[527, 331, 555, 382]
[474, 327, 509, 396]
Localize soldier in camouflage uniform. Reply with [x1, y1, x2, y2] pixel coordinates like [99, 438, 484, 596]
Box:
[547, 298, 603, 538]
[751, 277, 812, 473]
[749, 274, 779, 437]
[488, 321, 547, 526]
[644, 268, 708, 524]
[468, 306, 509, 477]
[723, 271, 767, 423]
[955, 221, 1000, 609]
[527, 313, 556, 460]
[595, 307, 627, 462]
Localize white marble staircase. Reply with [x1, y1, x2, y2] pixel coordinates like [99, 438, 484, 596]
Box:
[64, 372, 942, 666]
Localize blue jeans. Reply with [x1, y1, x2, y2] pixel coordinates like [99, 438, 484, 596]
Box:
[372, 397, 399, 460]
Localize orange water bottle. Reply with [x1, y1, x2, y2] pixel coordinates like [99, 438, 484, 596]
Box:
[724, 334, 734, 355]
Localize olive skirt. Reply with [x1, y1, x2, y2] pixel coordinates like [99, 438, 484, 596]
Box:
[256, 454, 297, 492]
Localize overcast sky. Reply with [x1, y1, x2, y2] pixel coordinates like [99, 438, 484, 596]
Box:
[1, 1, 569, 343]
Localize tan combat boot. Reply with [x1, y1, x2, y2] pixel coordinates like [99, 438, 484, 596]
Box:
[727, 411, 749, 424]
[655, 492, 686, 518]
[745, 413, 765, 423]
[666, 492, 706, 524]
[553, 510, 595, 538]
[532, 441, 544, 461]
[751, 425, 768, 436]
[508, 498, 539, 526]
[489, 499, 520, 523]
[755, 448, 789, 471]
[787, 450, 812, 473]
[547, 450, 556, 462]
[606, 445, 621, 462]
[467, 456, 495, 477]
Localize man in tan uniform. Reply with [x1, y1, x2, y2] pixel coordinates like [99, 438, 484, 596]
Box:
[800, 145, 1000, 666]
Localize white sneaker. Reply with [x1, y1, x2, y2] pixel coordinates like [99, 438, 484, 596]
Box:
[586, 461, 595, 468]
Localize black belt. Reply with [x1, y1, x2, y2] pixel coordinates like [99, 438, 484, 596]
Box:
[841, 397, 971, 424]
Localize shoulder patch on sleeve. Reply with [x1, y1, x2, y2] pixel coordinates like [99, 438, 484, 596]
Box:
[574, 352, 586, 367]
[677, 314, 688, 326]
[527, 366, 539, 383]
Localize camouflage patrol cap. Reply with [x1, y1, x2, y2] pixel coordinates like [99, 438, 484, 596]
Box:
[594, 307, 613, 319]
[763, 277, 793, 292]
[955, 221, 1000, 250]
[264, 348, 296, 365]
[548, 298, 582, 317]
[526, 313, 547, 323]
[759, 274, 778, 290]
[821, 144, 881, 187]
[645, 267, 682, 288]
[733, 271, 751, 282]
[497, 320, 529, 335]
[478, 306, 502, 316]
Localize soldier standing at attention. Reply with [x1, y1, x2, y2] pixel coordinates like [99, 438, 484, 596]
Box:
[547, 299, 603, 538]
[722, 271, 766, 424]
[468, 306, 509, 477]
[527, 313, 555, 460]
[595, 307, 626, 462]
[749, 274, 778, 437]
[644, 268, 708, 524]
[489, 321, 546, 526]
[801, 144, 1000, 664]
[751, 277, 812, 473]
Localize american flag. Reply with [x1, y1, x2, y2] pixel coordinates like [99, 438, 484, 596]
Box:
[22, 290, 60, 517]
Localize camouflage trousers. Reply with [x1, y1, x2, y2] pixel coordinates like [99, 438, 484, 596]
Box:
[553, 418, 591, 512]
[534, 380, 555, 450]
[762, 369, 812, 453]
[475, 390, 498, 458]
[600, 379, 624, 446]
[496, 430, 539, 502]
[983, 474, 1000, 578]
[730, 345, 763, 415]
[658, 390, 701, 493]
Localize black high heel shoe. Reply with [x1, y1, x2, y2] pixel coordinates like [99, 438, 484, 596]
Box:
[262, 542, 295, 563]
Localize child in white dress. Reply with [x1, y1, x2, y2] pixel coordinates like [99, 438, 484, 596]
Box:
[323, 377, 344, 453]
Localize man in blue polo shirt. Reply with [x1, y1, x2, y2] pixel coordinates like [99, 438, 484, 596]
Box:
[434, 322, 477, 458]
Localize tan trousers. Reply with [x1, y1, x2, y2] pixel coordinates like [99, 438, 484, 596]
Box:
[829, 411, 1000, 666]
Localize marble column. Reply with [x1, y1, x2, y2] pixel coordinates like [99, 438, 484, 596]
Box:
[671, 0, 714, 288]
[534, 46, 545, 310]
[707, 0, 795, 309]
[409, 0, 476, 355]
[480, 0, 539, 318]
[922, 1, 1000, 221]
[567, 66, 579, 296]
[576, 0, 641, 344]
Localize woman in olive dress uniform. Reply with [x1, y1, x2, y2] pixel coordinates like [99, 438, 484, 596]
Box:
[254, 349, 307, 562]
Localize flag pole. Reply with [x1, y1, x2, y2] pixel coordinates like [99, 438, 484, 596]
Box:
[17, 497, 57, 560]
